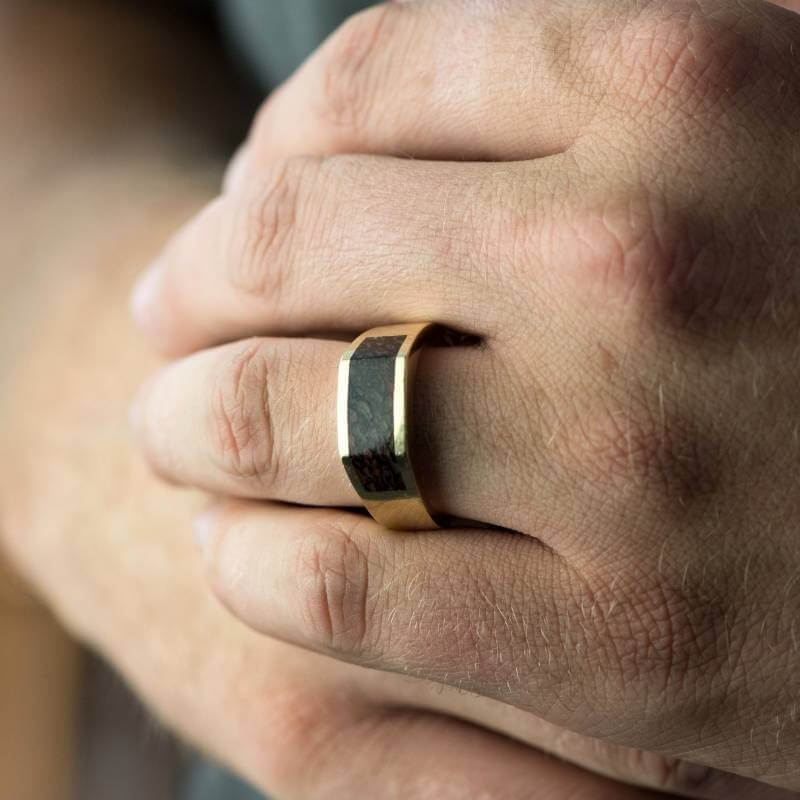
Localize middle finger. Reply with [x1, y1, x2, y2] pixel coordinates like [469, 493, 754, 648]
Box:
[131, 155, 569, 355]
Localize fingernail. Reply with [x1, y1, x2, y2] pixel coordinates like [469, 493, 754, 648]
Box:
[130, 262, 164, 333]
[193, 511, 217, 554]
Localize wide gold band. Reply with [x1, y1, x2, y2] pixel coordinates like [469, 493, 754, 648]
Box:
[337, 323, 439, 531]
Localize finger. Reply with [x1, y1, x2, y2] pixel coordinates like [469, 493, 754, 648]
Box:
[195, 625, 684, 800]
[280, 705, 685, 800]
[197, 501, 797, 797]
[132, 337, 356, 504]
[196, 502, 571, 706]
[768, 1, 800, 12]
[132, 335, 522, 531]
[229, 0, 597, 181]
[131, 155, 565, 355]
[389, 677, 787, 800]
[233, 0, 793, 180]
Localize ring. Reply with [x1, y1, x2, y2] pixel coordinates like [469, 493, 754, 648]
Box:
[338, 323, 440, 531]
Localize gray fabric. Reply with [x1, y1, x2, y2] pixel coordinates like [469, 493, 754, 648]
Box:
[181, 758, 267, 800]
[217, 0, 375, 88]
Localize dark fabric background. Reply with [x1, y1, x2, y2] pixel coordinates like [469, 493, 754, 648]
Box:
[217, 0, 375, 88]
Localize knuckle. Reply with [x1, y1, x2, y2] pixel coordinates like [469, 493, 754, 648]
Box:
[603, 3, 766, 115]
[562, 189, 736, 331]
[209, 341, 280, 484]
[579, 566, 728, 712]
[227, 157, 318, 301]
[572, 386, 719, 509]
[572, 559, 785, 786]
[292, 520, 380, 658]
[315, 4, 399, 137]
[247, 681, 375, 796]
[248, 685, 334, 788]
[556, 364, 723, 532]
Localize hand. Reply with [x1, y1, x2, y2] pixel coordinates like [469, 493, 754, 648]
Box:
[0, 4, 720, 797]
[0, 139, 690, 800]
[131, 0, 800, 792]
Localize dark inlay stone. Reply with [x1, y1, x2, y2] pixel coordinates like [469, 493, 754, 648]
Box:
[347, 335, 407, 495]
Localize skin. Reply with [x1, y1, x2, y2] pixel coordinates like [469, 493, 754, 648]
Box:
[131, 0, 800, 794]
[0, 1, 735, 798]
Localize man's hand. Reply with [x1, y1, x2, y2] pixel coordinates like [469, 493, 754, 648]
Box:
[131, 0, 800, 792]
[0, 125, 690, 800]
[0, 2, 728, 798]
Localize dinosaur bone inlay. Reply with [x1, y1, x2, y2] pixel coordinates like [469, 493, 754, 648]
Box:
[346, 335, 407, 494]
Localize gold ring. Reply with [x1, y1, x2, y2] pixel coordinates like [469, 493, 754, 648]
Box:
[338, 323, 440, 531]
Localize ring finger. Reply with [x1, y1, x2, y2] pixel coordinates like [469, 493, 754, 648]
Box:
[131, 334, 525, 530]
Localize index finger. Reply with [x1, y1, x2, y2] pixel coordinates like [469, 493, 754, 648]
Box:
[228, 0, 603, 187]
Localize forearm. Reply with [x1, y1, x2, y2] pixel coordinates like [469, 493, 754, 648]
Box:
[0, 0, 232, 615]
[0, 136, 259, 782]
[0, 194, 305, 785]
